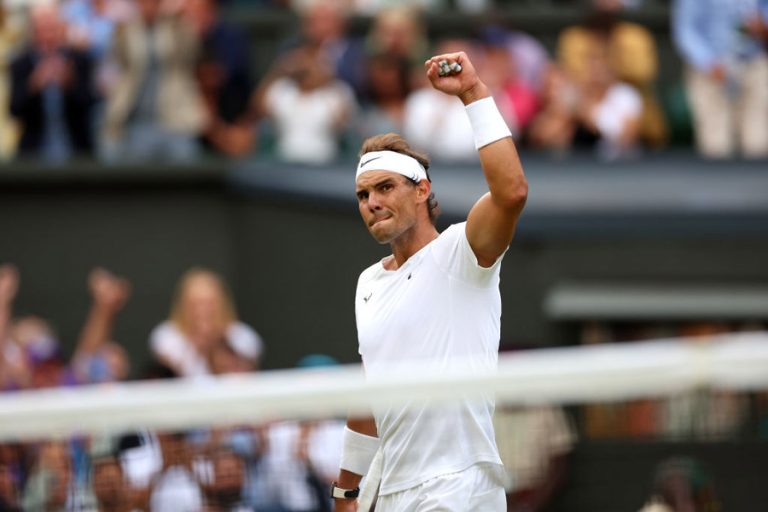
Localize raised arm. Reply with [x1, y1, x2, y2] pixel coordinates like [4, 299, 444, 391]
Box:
[74, 268, 131, 358]
[424, 52, 528, 268]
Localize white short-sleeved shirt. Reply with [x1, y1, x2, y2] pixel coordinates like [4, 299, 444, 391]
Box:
[264, 77, 355, 164]
[355, 222, 504, 495]
[149, 321, 263, 377]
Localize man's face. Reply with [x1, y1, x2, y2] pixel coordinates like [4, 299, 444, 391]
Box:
[355, 171, 426, 244]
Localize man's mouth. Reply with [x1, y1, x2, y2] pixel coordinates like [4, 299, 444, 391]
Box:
[370, 215, 391, 227]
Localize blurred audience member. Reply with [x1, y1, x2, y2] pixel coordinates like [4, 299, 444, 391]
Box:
[286, 0, 365, 98]
[10, 3, 97, 162]
[494, 404, 575, 512]
[672, 0, 768, 158]
[356, 52, 411, 139]
[22, 441, 97, 512]
[365, 6, 428, 68]
[150, 268, 263, 378]
[186, 0, 256, 158]
[558, 0, 667, 148]
[403, 39, 479, 160]
[475, 24, 549, 93]
[637, 457, 721, 512]
[476, 27, 539, 141]
[61, 0, 134, 60]
[0, 264, 29, 391]
[149, 432, 204, 512]
[91, 456, 135, 512]
[71, 268, 131, 385]
[0, 463, 21, 512]
[571, 42, 643, 160]
[0, 265, 131, 391]
[0, 5, 23, 161]
[253, 45, 356, 164]
[203, 448, 252, 512]
[102, 0, 205, 163]
[526, 65, 578, 154]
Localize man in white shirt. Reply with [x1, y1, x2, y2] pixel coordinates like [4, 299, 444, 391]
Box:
[332, 51, 528, 512]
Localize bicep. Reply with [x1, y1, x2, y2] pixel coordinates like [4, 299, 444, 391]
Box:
[466, 191, 525, 268]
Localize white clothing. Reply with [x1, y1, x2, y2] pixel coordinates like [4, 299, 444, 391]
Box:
[375, 463, 506, 512]
[593, 83, 643, 142]
[356, 222, 504, 495]
[403, 88, 477, 161]
[264, 77, 355, 164]
[493, 406, 575, 492]
[149, 465, 203, 512]
[149, 321, 263, 378]
[256, 420, 345, 511]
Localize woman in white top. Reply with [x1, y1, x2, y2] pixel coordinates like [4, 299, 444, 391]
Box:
[149, 268, 263, 378]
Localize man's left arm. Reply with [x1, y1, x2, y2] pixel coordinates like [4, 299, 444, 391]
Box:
[425, 52, 528, 268]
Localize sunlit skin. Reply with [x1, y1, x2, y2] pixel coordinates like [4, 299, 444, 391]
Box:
[355, 170, 437, 270]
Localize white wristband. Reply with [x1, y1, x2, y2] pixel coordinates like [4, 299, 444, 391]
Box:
[340, 426, 380, 476]
[465, 96, 512, 149]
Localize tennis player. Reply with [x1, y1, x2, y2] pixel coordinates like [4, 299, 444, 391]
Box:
[332, 51, 528, 511]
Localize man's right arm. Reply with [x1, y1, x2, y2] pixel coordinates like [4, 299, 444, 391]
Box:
[334, 417, 378, 512]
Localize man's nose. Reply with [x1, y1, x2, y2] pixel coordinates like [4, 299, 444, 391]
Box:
[367, 192, 382, 211]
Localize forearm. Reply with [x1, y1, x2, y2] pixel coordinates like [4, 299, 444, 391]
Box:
[75, 305, 115, 356]
[335, 417, 378, 488]
[460, 84, 527, 207]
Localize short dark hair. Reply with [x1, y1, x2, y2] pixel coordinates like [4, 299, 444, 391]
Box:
[359, 133, 440, 224]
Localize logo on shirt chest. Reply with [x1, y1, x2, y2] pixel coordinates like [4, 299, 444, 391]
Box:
[363, 292, 373, 303]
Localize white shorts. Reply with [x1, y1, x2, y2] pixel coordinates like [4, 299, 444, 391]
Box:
[375, 463, 506, 512]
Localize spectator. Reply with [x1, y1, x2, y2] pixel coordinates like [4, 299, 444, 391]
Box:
[364, 6, 428, 68]
[637, 457, 721, 512]
[149, 268, 263, 378]
[61, 0, 134, 61]
[21, 441, 97, 512]
[253, 45, 356, 164]
[0, 264, 28, 391]
[9, 2, 97, 162]
[356, 52, 411, 140]
[203, 448, 253, 512]
[185, 0, 256, 158]
[0, 463, 20, 512]
[285, 0, 365, 98]
[0, 265, 131, 391]
[101, 0, 206, 163]
[0, 4, 23, 161]
[494, 404, 576, 512]
[558, 0, 667, 148]
[571, 42, 643, 160]
[402, 39, 479, 160]
[71, 268, 132, 385]
[149, 432, 204, 512]
[91, 456, 135, 512]
[526, 64, 579, 154]
[474, 24, 549, 93]
[672, 0, 768, 158]
[476, 27, 539, 141]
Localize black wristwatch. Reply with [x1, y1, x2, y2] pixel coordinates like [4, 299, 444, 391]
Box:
[331, 482, 360, 499]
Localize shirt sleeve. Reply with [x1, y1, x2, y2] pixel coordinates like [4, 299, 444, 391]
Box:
[429, 222, 504, 287]
[227, 322, 264, 361]
[672, 0, 718, 71]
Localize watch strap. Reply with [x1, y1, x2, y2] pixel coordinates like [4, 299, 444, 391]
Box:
[331, 482, 360, 499]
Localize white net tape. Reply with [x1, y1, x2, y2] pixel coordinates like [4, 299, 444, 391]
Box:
[2, 332, 768, 442]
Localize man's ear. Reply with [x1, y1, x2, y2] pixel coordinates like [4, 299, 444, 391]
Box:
[416, 180, 431, 203]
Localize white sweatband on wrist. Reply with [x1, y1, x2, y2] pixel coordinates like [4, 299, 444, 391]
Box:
[465, 96, 512, 149]
[356, 150, 428, 183]
[339, 426, 380, 476]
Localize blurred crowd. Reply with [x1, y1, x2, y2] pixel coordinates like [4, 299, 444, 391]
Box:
[0, 0, 766, 166]
[0, 262, 352, 511]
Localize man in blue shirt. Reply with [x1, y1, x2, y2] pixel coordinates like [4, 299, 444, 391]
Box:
[672, 0, 768, 158]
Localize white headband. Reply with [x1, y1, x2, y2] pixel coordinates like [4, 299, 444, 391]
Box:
[355, 151, 428, 183]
